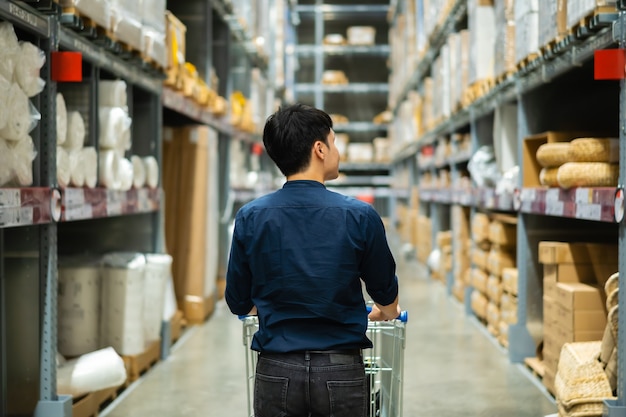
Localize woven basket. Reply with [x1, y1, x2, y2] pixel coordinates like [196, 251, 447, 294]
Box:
[557, 162, 619, 189]
[555, 341, 615, 416]
[540, 167, 559, 187]
[536, 142, 572, 167]
[569, 138, 619, 163]
[604, 273, 619, 303]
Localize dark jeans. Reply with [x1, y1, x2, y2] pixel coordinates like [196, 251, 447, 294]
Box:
[254, 350, 368, 417]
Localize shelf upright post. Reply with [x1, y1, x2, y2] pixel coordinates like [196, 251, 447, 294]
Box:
[34, 17, 71, 417]
[0, 228, 5, 416]
[605, 7, 626, 416]
[314, 0, 323, 109]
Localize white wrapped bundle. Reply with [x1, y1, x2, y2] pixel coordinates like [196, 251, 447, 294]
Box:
[82, 147, 98, 188]
[58, 263, 101, 357]
[142, 0, 166, 31]
[64, 111, 86, 151]
[15, 42, 45, 98]
[131, 155, 146, 188]
[0, 75, 11, 131]
[118, 157, 133, 191]
[99, 149, 122, 189]
[100, 253, 146, 356]
[57, 347, 127, 397]
[57, 146, 70, 188]
[143, 156, 159, 189]
[9, 136, 36, 186]
[0, 22, 20, 82]
[68, 149, 85, 187]
[99, 80, 128, 109]
[59, 0, 112, 32]
[0, 139, 13, 186]
[143, 254, 172, 344]
[0, 82, 32, 141]
[99, 107, 131, 150]
[56, 93, 67, 146]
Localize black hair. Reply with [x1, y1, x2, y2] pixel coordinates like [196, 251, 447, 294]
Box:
[262, 103, 333, 177]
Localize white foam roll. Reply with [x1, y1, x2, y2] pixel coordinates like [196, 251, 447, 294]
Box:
[99, 149, 122, 189]
[143, 254, 173, 343]
[56, 93, 67, 146]
[0, 82, 30, 141]
[68, 149, 85, 187]
[81, 147, 98, 188]
[99, 107, 131, 150]
[56, 146, 70, 188]
[100, 253, 146, 355]
[119, 157, 133, 191]
[57, 265, 101, 357]
[57, 347, 127, 398]
[64, 111, 86, 151]
[0, 138, 13, 186]
[131, 155, 146, 188]
[99, 80, 128, 109]
[143, 156, 159, 189]
[9, 136, 36, 186]
[15, 41, 45, 98]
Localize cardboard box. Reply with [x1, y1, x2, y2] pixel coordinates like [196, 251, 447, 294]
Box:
[487, 247, 515, 277]
[538, 241, 618, 265]
[486, 275, 503, 302]
[502, 267, 518, 295]
[471, 212, 491, 243]
[471, 247, 489, 271]
[554, 325, 603, 347]
[543, 366, 556, 395]
[543, 295, 558, 324]
[554, 282, 604, 311]
[555, 304, 607, 332]
[437, 230, 453, 247]
[471, 267, 489, 294]
[489, 220, 517, 247]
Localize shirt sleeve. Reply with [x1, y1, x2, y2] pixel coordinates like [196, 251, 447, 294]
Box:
[225, 211, 255, 316]
[360, 206, 399, 306]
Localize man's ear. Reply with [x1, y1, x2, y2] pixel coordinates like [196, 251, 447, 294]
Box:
[313, 140, 325, 159]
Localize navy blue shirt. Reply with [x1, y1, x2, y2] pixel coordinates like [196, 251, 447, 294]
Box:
[225, 180, 398, 352]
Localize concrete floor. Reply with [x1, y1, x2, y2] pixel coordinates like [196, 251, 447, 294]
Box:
[101, 239, 557, 417]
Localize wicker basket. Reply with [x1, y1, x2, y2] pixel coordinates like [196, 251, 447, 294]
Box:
[536, 142, 572, 167]
[605, 273, 619, 302]
[557, 162, 619, 189]
[540, 167, 559, 187]
[569, 138, 619, 163]
[555, 341, 615, 417]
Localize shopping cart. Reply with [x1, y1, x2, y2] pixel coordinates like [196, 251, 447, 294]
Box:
[240, 308, 408, 417]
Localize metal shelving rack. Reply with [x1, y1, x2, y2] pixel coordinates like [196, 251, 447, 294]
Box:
[389, 0, 626, 412]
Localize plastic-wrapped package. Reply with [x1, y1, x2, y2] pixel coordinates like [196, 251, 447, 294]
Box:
[58, 0, 112, 32]
[56, 146, 71, 188]
[82, 147, 98, 188]
[143, 156, 159, 189]
[0, 139, 13, 186]
[142, 28, 167, 69]
[57, 347, 127, 397]
[56, 93, 67, 145]
[99, 80, 128, 109]
[118, 157, 133, 191]
[69, 149, 85, 187]
[9, 136, 36, 186]
[110, 0, 144, 52]
[100, 253, 146, 355]
[15, 42, 45, 98]
[64, 111, 86, 151]
[468, 145, 501, 188]
[495, 165, 519, 195]
[0, 22, 20, 82]
[143, 254, 172, 343]
[0, 74, 11, 131]
[99, 107, 131, 150]
[0, 83, 35, 141]
[99, 149, 122, 189]
[131, 155, 146, 188]
[141, 0, 166, 32]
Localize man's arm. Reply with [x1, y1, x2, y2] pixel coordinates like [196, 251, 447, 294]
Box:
[225, 215, 255, 316]
[368, 296, 401, 321]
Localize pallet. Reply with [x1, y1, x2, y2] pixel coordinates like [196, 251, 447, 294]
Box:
[567, 6, 617, 40]
[494, 70, 515, 86]
[460, 78, 495, 108]
[516, 53, 540, 73]
[71, 384, 124, 417]
[170, 309, 186, 344]
[524, 357, 546, 379]
[122, 339, 161, 382]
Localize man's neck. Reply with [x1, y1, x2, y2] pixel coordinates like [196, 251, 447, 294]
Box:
[286, 171, 325, 184]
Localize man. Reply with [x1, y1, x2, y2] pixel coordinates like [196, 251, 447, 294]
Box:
[226, 103, 400, 417]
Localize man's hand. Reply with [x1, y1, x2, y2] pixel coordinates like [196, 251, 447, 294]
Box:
[247, 306, 258, 316]
[368, 300, 401, 321]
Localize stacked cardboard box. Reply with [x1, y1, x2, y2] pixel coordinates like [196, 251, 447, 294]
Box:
[470, 212, 491, 320]
[514, 0, 539, 65]
[500, 267, 518, 346]
[539, 241, 618, 394]
[162, 126, 220, 324]
[451, 205, 471, 302]
[494, 0, 516, 77]
[468, 0, 496, 85]
[416, 214, 433, 265]
[434, 230, 453, 282]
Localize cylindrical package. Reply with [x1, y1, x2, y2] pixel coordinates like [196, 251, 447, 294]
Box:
[0, 82, 31, 141]
[99, 149, 122, 189]
[56, 93, 67, 146]
[57, 347, 127, 397]
[56, 146, 70, 188]
[143, 156, 159, 189]
[82, 146, 98, 188]
[143, 254, 172, 343]
[131, 155, 146, 188]
[100, 253, 146, 356]
[0, 138, 13, 186]
[118, 157, 133, 191]
[64, 111, 86, 151]
[58, 263, 101, 357]
[9, 136, 36, 186]
[15, 41, 45, 98]
[68, 149, 85, 187]
[99, 80, 128, 109]
[99, 107, 131, 150]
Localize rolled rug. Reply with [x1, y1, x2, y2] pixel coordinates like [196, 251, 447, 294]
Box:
[131, 155, 146, 188]
[56, 146, 70, 188]
[64, 111, 86, 151]
[81, 147, 98, 188]
[118, 157, 133, 191]
[99, 80, 128, 109]
[99, 107, 131, 150]
[143, 155, 159, 189]
[68, 149, 85, 187]
[56, 93, 67, 146]
[99, 149, 122, 190]
[9, 135, 36, 186]
[14, 41, 45, 98]
[0, 82, 31, 141]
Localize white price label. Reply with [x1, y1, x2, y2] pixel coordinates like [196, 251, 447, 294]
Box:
[546, 188, 560, 204]
[545, 201, 564, 217]
[575, 188, 592, 204]
[0, 189, 21, 207]
[106, 201, 123, 216]
[63, 188, 85, 206]
[65, 205, 93, 221]
[0, 206, 32, 227]
[576, 203, 602, 221]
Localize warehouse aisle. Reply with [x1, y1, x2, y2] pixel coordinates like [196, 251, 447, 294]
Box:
[102, 237, 557, 417]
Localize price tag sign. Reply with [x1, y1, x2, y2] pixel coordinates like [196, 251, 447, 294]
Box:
[576, 203, 602, 221]
[64, 188, 85, 207]
[0, 189, 21, 208]
[575, 188, 593, 205]
[614, 188, 624, 223]
[545, 201, 564, 217]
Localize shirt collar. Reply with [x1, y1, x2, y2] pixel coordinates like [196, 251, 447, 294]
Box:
[283, 180, 326, 189]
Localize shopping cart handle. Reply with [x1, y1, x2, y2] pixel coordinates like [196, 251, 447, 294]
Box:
[366, 306, 408, 323]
